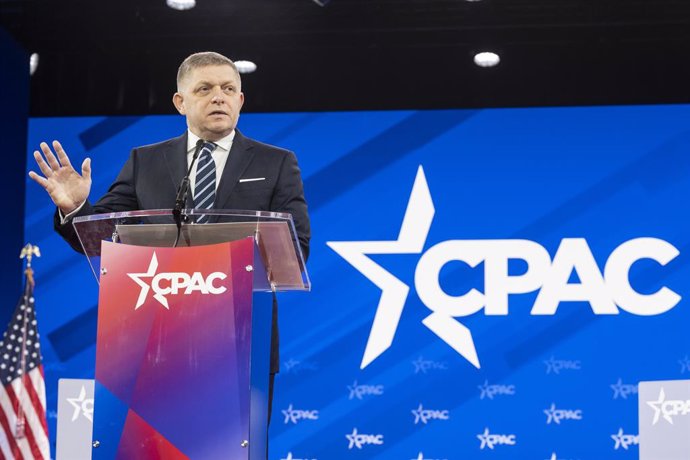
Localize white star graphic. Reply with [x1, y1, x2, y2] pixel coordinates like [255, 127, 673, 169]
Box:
[327, 166, 479, 369]
[647, 387, 672, 425]
[544, 403, 558, 424]
[477, 427, 492, 449]
[282, 404, 296, 424]
[347, 381, 360, 400]
[611, 428, 636, 450]
[66, 385, 93, 422]
[478, 380, 491, 399]
[412, 356, 428, 374]
[611, 428, 627, 450]
[127, 252, 169, 309]
[346, 428, 360, 449]
[284, 358, 300, 372]
[412, 403, 425, 424]
[611, 378, 626, 399]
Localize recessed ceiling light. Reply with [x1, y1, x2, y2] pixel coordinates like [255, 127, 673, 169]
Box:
[474, 51, 500, 68]
[166, 0, 195, 10]
[235, 60, 257, 74]
[312, 0, 331, 6]
[29, 53, 39, 76]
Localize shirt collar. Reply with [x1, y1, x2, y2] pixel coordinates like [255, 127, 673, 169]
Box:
[186, 129, 235, 153]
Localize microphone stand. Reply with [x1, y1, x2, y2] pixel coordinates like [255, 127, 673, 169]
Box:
[173, 139, 204, 247]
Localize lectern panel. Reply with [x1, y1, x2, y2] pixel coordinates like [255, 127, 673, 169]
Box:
[92, 239, 255, 459]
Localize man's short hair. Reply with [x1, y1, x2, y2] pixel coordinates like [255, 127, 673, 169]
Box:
[176, 51, 241, 90]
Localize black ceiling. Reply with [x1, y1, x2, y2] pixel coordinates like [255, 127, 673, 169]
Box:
[3, 0, 690, 116]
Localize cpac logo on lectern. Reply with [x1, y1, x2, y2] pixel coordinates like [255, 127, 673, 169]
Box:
[646, 388, 690, 425]
[128, 252, 228, 309]
[328, 166, 682, 370]
[66, 386, 93, 423]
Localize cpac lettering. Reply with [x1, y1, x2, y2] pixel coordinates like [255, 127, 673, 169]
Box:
[152, 272, 227, 295]
[545, 358, 581, 374]
[545, 404, 583, 424]
[489, 434, 516, 446]
[415, 237, 680, 316]
[479, 381, 516, 399]
[128, 253, 230, 310]
[282, 404, 319, 424]
[346, 428, 384, 449]
[612, 430, 639, 450]
[662, 400, 690, 421]
[412, 404, 450, 424]
[478, 428, 517, 449]
[611, 379, 638, 399]
[348, 381, 384, 400]
[412, 357, 448, 374]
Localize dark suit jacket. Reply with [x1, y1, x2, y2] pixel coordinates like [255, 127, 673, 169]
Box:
[55, 130, 311, 373]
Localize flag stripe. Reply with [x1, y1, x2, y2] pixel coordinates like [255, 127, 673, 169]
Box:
[20, 372, 49, 458]
[7, 381, 46, 460]
[0, 385, 31, 459]
[23, 376, 48, 438]
[27, 369, 47, 434]
[0, 398, 23, 460]
[0, 423, 15, 460]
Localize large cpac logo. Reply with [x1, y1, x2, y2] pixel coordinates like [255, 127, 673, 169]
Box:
[327, 166, 681, 369]
[127, 253, 228, 310]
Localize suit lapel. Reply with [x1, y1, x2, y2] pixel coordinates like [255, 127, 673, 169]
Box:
[163, 132, 192, 206]
[215, 129, 255, 210]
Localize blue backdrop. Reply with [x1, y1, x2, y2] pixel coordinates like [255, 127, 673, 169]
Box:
[24, 105, 690, 459]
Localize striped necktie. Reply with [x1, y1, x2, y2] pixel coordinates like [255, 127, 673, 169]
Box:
[193, 142, 217, 223]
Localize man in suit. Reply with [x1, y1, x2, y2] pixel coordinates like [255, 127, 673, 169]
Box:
[28, 51, 310, 422]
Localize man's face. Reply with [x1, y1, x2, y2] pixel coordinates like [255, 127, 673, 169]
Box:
[173, 64, 244, 142]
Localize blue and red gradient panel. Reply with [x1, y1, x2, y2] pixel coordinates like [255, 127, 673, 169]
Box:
[93, 239, 254, 459]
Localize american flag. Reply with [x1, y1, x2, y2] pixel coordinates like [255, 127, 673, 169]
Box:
[0, 265, 50, 459]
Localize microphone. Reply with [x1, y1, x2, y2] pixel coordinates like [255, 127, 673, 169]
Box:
[173, 139, 205, 246]
[174, 139, 204, 213]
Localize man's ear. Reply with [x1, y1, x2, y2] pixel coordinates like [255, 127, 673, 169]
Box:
[172, 92, 186, 115]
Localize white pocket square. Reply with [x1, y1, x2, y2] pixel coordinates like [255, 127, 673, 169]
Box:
[239, 177, 266, 183]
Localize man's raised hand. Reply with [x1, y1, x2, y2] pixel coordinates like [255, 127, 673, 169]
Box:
[28, 140, 92, 215]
